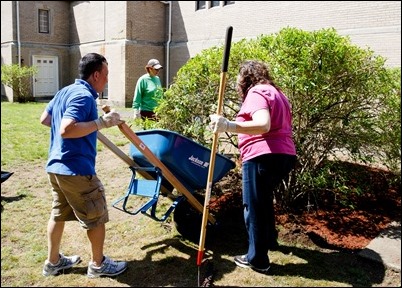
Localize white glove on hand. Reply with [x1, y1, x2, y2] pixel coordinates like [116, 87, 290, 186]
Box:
[94, 109, 122, 130]
[209, 114, 236, 133]
[133, 109, 141, 119]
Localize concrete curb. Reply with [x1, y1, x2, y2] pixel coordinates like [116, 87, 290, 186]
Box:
[358, 221, 401, 272]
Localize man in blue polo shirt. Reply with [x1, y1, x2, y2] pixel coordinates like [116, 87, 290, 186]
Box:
[40, 52, 127, 278]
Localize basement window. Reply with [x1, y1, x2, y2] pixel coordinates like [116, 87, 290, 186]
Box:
[211, 1, 220, 8]
[196, 1, 206, 10]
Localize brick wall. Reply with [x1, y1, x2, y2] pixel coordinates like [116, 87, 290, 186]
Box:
[170, 1, 401, 69]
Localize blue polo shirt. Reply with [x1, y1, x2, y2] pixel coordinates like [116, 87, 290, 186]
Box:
[45, 79, 99, 176]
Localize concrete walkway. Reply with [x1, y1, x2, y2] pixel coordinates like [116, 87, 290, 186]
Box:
[358, 221, 401, 271]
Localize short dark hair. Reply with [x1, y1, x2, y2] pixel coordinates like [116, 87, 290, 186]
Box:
[78, 53, 108, 80]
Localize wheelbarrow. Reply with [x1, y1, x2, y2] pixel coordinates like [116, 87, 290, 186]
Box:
[110, 129, 235, 226]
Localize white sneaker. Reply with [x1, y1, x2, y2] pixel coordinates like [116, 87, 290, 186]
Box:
[87, 256, 128, 278]
[42, 253, 81, 276]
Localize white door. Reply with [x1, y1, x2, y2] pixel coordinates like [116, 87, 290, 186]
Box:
[33, 56, 59, 97]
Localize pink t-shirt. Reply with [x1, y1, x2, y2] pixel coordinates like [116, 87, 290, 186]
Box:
[236, 84, 296, 162]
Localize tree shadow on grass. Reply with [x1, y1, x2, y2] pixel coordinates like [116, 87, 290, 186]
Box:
[213, 245, 386, 287]
[118, 201, 387, 287]
[124, 214, 386, 286]
[66, 236, 235, 287]
[64, 232, 386, 287]
[208, 212, 386, 287]
[61, 199, 388, 287]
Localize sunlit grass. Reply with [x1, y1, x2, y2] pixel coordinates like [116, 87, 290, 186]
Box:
[1, 102, 133, 169]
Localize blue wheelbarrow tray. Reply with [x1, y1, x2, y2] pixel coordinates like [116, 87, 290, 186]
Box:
[112, 129, 235, 222]
[130, 129, 235, 191]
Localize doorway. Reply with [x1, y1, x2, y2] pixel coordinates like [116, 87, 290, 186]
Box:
[32, 55, 59, 97]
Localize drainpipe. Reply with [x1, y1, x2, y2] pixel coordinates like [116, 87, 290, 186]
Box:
[160, 1, 172, 87]
[16, 1, 21, 67]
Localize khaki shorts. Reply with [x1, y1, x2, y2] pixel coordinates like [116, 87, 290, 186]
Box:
[48, 173, 109, 229]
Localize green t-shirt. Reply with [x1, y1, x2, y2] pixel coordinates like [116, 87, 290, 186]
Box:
[132, 74, 162, 112]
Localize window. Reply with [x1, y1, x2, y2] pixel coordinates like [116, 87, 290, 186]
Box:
[224, 1, 235, 6]
[197, 1, 234, 10]
[196, 1, 206, 10]
[38, 9, 49, 33]
[211, 1, 220, 8]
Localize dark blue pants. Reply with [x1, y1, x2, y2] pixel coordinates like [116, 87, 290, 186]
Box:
[242, 153, 296, 269]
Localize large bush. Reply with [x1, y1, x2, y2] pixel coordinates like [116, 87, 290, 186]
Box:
[154, 27, 401, 210]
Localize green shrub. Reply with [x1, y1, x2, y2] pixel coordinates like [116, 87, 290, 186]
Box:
[1, 64, 38, 102]
[154, 27, 401, 211]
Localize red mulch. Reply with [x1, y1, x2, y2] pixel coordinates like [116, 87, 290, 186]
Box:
[209, 161, 401, 251]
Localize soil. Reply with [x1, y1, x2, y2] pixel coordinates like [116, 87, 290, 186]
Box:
[206, 161, 401, 252]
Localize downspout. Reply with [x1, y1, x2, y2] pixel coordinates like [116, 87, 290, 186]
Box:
[16, 1, 21, 67]
[160, 1, 171, 87]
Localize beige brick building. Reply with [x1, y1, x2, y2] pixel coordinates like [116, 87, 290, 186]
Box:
[1, 1, 400, 106]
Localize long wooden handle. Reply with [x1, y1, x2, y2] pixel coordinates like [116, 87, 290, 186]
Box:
[97, 131, 136, 167]
[197, 26, 233, 266]
[101, 105, 215, 224]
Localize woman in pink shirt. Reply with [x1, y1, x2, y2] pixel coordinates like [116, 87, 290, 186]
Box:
[209, 60, 297, 273]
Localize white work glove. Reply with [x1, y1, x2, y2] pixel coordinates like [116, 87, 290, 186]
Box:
[133, 109, 141, 119]
[94, 109, 122, 130]
[209, 114, 236, 133]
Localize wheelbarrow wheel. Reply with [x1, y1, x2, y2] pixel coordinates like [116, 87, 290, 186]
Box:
[173, 193, 216, 244]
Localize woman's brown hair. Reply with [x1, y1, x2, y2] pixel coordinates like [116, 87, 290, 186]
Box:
[236, 60, 279, 101]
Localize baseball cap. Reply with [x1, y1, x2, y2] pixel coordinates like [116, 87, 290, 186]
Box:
[147, 59, 163, 69]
